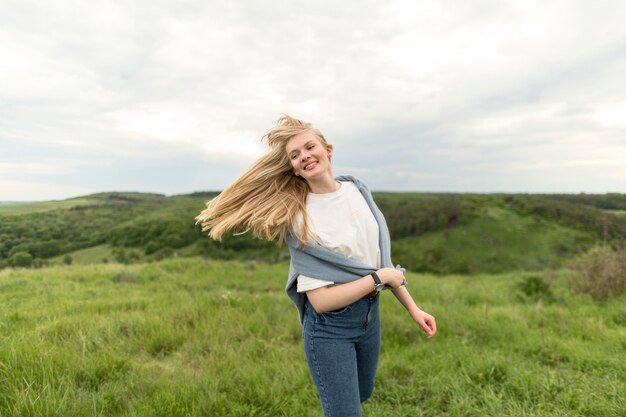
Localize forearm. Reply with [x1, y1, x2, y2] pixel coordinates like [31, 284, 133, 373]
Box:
[392, 285, 438, 338]
[391, 285, 423, 319]
[306, 275, 376, 313]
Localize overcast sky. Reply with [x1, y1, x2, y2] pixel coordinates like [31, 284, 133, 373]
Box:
[1, 0, 625, 201]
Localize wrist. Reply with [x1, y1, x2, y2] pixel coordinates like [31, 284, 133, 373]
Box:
[409, 305, 423, 318]
[375, 269, 388, 285]
[371, 272, 385, 291]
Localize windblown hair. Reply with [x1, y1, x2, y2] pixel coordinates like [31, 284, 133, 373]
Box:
[195, 114, 332, 245]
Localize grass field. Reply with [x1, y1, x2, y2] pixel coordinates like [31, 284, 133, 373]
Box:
[393, 206, 594, 274]
[607, 209, 626, 217]
[0, 259, 624, 416]
[49, 244, 118, 265]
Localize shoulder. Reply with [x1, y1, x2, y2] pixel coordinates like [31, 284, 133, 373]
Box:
[335, 175, 370, 192]
[335, 175, 373, 200]
[340, 181, 362, 197]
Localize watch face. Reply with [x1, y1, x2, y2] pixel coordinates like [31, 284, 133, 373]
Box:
[375, 283, 385, 292]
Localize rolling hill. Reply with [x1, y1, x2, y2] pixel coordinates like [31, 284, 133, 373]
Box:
[1, 191, 624, 273]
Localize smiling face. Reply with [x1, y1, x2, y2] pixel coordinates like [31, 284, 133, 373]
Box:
[285, 130, 333, 181]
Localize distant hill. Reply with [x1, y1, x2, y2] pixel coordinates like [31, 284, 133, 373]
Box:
[1, 191, 624, 274]
[546, 193, 626, 210]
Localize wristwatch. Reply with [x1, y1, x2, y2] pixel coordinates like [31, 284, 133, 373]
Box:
[371, 272, 385, 292]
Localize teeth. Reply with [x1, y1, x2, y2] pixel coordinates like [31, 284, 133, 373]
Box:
[304, 162, 317, 170]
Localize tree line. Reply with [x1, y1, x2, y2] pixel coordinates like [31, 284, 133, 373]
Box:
[1, 191, 624, 270]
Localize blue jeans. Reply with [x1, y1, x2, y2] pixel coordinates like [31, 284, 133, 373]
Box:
[302, 295, 381, 417]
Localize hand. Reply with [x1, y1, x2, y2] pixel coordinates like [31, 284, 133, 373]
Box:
[413, 310, 437, 338]
[376, 267, 405, 288]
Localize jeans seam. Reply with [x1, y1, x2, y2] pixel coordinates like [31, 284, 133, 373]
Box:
[310, 314, 332, 417]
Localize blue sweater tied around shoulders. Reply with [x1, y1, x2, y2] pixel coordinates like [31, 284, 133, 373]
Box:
[285, 175, 406, 324]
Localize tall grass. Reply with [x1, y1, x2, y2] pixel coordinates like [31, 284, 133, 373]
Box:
[0, 259, 624, 416]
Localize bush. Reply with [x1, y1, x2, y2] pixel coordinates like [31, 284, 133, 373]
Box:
[152, 247, 175, 260]
[7, 251, 34, 268]
[114, 249, 128, 264]
[572, 246, 626, 300]
[517, 275, 554, 302]
[111, 272, 140, 284]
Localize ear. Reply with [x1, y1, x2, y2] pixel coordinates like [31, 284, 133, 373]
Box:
[327, 144, 334, 158]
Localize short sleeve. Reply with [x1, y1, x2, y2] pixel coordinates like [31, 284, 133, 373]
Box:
[297, 275, 334, 293]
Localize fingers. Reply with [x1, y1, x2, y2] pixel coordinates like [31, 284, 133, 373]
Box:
[430, 316, 437, 335]
[418, 315, 437, 338]
[425, 315, 436, 337]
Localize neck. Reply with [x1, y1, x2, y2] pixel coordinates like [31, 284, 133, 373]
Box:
[307, 171, 339, 194]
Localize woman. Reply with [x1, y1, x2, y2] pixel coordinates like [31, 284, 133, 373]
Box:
[196, 114, 436, 417]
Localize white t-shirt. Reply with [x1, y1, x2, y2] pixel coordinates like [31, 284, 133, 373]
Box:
[296, 181, 381, 293]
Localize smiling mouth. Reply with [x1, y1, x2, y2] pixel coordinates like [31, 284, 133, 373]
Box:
[303, 161, 318, 171]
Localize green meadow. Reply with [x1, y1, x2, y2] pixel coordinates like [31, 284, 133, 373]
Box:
[1, 258, 624, 416]
[1, 192, 625, 415]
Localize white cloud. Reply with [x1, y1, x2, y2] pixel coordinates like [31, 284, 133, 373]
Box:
[591, 102, 626, 129]
[0, 179, 91, 201]
[0, 161, 74, 176]
[1, 0, 626, 200]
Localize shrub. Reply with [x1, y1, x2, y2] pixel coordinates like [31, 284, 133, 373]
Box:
[7, 251, 34, 268]
[517, 275, 554, 302]
[112, 272, 140, 284]
[572, 245, 626, 300]
[114, 249, 128, 264]
[152, 247, 174, 260]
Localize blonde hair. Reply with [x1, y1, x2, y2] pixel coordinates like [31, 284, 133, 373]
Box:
[195, 114, 332, 245]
